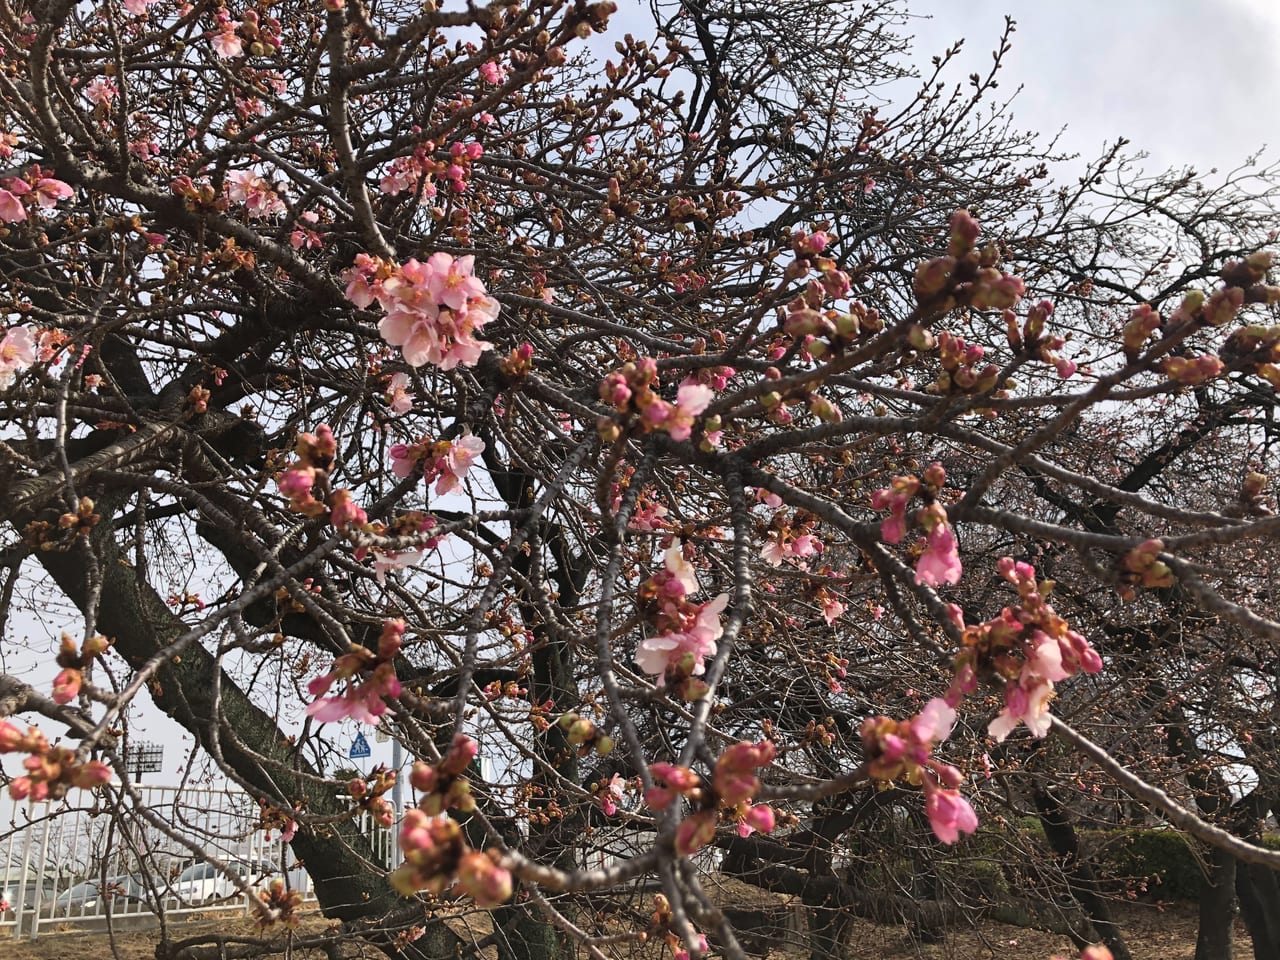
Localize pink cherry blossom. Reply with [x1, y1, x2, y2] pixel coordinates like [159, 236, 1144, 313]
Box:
[915, 523, 962, 587]
[425, 253, 487, 311]
[211, 26, 243, 59]
[84, 77, 117, 106]
[436, 431, 485, 495]
[673, 935, 709, 960]
[52, 668, 82, 704]
[755, 488, 783, 509]
[329, 489, 368, 529]
[306, 627, 404, 724]
[736, 803, 776, 837]
[820, 594, 846, 625]
[599, 774, 625, 816]
[1025, 630, 1071, 684]
[33, 178, 73, 209]
[479, 61, 507, 84]
[665, 382, 713, 441]
[662, 544, 700, 596]
[635, 593, 727, 681]
[356, 255, 496, 370]
[389, 443, 417, 479]
[123, 0, 159, 13]
[226, 170, 285, 218]
[988, 677, 1056, 742]
[0, 187, 27, 223]
[761, 532, 824, 567]
[911, 697, 956, 745]
[675, 810, 718, 856]
[385, 372, 414, 414]
[760, 539, 784, 566]
[0, 325, 36, 387]
[925, 786, 978, 844]
[373, 548, 424, 583]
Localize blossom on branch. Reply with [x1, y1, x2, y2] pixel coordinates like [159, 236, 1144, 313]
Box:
[305, 619, 405, 724]
[0, 325, 36, 387]
[344, 253, 497, 370]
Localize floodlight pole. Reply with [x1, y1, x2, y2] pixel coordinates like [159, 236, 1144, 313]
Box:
[391, 737, 403, 865]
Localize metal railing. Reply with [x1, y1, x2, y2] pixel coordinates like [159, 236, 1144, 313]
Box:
[0, 783, 397, 939]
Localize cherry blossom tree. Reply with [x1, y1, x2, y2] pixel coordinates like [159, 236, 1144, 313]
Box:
[1, 2, 1280, 960]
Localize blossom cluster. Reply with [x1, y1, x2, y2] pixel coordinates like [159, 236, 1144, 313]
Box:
[926, 330, 1002, 395]
[254, 878, 304, 930]
[955, 558, 1104, 741]
[595, 773, 627, 816]
[344, 253, 498, 370]
[0, 721, 111, 801]
[52, 632, 111, 705]
[645, 740, 777, 855]
[305, 618, 404, 724]
[785, 294, 883, 362]
[912, 209, 1026, 312]
[256, 799, 298, 844]
[389, 430, 485, 495]
[390, 736, 511, 907]
[380, 140, 484, 197]
[760, 510, 823, 568]
[348, 766, 397, 827]
[871, 462, 962, 587]
[384, 372, 414, 414]
[389, 812, 513, 907]
[277, 424, 384, 549]
[1005, 299, 1077, 380]
[358, 510, 444, 582]
[634, 545, 728, 698]
[1223, 320, 1280, 391]
[607, 466, 671, 532]
[226, 170, 287, 219]
[0, 167, 74, 224]
[277, 425, 429, 580]
[860, 698, 977, 844]
[861, 554, 1104, 844]
[598, 358, 713, 443]
[210, 8, 283, 60]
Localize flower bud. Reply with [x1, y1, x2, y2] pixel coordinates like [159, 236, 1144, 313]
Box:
[456, 851, 513, 907]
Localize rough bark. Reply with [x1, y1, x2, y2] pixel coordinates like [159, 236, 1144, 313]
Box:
[1197, 845, 1237, 960]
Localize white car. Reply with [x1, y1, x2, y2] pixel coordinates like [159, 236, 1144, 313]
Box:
[167, 859, 276, 907]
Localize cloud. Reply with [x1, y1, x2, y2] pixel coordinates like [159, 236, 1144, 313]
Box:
[906, 0, 1280, 174]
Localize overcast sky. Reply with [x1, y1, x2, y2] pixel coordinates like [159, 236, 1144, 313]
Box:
[906, 0, 1280, 176]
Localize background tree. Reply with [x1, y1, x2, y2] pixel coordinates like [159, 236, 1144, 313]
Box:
[1, 2, 1280, 960]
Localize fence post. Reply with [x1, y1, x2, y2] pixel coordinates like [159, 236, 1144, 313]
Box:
[12, 801, 35, 940]
[29, 805, 53, 940]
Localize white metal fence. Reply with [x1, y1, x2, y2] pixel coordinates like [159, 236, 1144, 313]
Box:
[0, 784, 398, 940]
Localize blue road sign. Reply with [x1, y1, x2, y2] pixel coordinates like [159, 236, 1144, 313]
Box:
[349, 732, 371, 759]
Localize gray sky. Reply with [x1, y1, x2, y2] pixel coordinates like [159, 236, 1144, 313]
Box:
[906, 0, 1280, 175]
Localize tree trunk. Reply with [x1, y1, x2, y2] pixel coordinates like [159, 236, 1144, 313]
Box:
[1236, 860, 1280, 960]
[1196, 845, 1237, 960]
